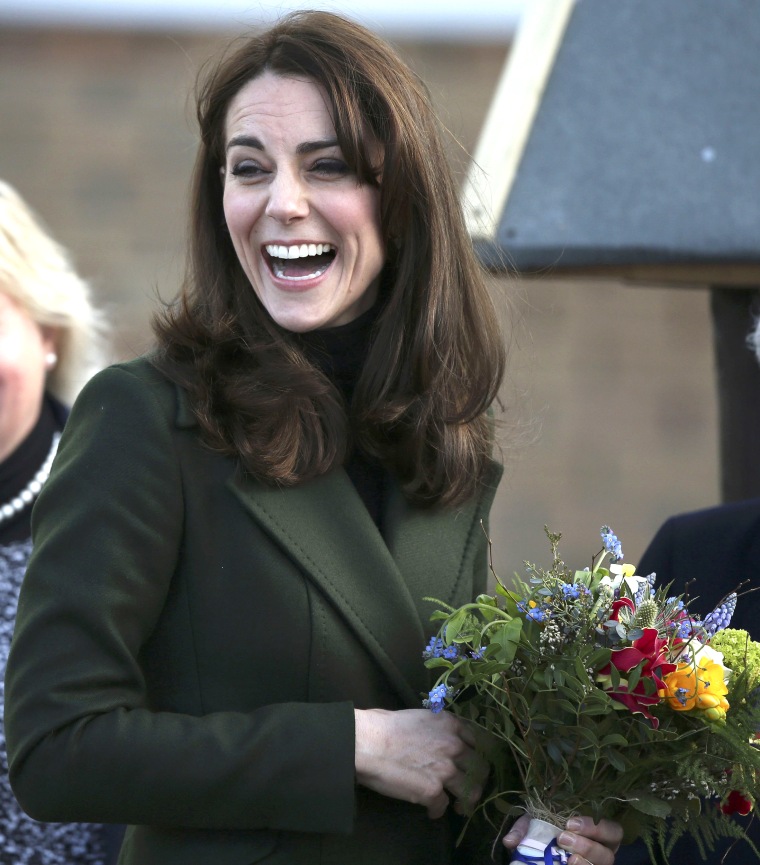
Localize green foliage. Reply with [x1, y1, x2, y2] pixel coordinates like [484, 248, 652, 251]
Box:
[424, 527, 760, 862]
[712, 628, 760, 687]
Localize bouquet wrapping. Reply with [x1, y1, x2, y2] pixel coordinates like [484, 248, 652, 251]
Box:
[509, 817, 565, 865]
[424, 526, 760, 863]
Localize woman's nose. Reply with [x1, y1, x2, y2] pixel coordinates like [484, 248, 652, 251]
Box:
[265, 170, 309, 223]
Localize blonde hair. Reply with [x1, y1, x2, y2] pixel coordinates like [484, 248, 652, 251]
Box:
[0, 180, 108, 405]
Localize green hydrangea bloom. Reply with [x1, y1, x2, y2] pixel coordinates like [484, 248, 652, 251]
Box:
[711, 628, 760, 686]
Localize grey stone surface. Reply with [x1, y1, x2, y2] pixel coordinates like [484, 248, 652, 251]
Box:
[497, 0, 760, 272]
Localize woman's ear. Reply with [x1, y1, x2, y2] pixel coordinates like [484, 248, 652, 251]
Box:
[40, 326, 60, 370]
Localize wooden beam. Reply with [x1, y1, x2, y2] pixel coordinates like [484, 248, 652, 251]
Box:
[462, 0, 574, 243]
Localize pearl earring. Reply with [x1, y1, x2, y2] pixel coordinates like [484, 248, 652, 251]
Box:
[45, 351, 58, 370]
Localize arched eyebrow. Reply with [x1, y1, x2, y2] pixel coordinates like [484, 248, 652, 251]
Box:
[225, 135, 340, 155]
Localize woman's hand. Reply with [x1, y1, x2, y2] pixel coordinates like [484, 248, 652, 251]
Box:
[502, 814, 623, 865]
[354, 708, 489, 818]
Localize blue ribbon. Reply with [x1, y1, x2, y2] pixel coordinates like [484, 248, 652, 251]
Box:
[511, 838, 568, 865]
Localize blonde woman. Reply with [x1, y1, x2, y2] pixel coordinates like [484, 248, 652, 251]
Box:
[0, 179, 117, 863]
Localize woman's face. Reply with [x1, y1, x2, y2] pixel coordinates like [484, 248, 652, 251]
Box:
[0, 292, 56, 461]
[221, 72, 385, 333]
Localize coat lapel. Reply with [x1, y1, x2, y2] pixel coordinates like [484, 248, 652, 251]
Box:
[228, 460, 502, 706]
[384, 466, 498, 617]
[228, 469, 427, 705]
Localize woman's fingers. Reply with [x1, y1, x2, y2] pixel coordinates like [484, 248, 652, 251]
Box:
[503, 815, 622, 865]
[354, 708, 487, 817]
[556, 817, 622, 865]
[501, 814, 530, 849]
[563, 816, 623, 848]
[447, 743, 489, 811]
[425, 790, 451, 820]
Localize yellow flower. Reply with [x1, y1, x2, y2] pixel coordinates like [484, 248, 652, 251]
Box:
[672, 638, 731, 683]
[660, 658, 730, 721]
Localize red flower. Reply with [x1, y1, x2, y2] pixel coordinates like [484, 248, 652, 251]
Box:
[609, 598, 635, 622]
[600, 628, 677, 727]
[721, 790, 753, 816]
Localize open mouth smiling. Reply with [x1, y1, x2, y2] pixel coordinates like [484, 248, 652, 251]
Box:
[264, 243, 336, 281]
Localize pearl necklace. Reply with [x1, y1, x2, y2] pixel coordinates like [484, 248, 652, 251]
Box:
[0, 432, 61, 525]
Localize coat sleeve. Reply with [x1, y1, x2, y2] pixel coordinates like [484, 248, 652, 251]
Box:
[4, 364, 356, 834]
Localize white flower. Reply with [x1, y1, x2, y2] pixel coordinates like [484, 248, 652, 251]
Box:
[600, 563, 650, 598]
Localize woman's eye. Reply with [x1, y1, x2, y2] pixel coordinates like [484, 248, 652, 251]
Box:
[310, 159, 350, 177]
[230, 160, 268, 179]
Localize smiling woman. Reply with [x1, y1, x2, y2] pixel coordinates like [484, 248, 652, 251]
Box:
[221, 72, 384, 333]
[149, 10, 508, 501]
[3, 11, 620, 865]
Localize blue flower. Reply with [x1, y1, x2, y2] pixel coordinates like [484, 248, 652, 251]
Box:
[470, 646, 486, 660]
[634, 582, 648, 606]
[674, 687, 690, 707]
[423, 637, 460, 661]
[560, 583, 580, 599]
[600, 525, 623, 562]
[425, 683, 451, 714]
[703, 592, 737, 635]
[422, 636, 445, 659]
[527, 607, 545, 622]
[676, 621, 692, 640]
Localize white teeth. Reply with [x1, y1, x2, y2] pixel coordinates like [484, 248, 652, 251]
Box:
[270, 260, 332, 281]
[265, 242, 334, 260]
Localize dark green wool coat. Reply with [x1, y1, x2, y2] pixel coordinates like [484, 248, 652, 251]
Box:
[5, 357, 502, 865]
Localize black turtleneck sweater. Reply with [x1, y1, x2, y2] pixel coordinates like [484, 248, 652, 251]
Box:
[0, 396, 66, 545]
[296, 305, 388, 529]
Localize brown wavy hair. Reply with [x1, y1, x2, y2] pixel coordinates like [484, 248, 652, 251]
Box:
[152, 10, 506, 507]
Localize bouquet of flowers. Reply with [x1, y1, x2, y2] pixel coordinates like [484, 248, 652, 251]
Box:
[423, 526, 760, 863]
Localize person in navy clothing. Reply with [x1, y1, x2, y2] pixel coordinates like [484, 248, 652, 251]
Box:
[619, 314, 760, 864]
[638, 497, 760, 635]
[626, 498, 760, 864]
